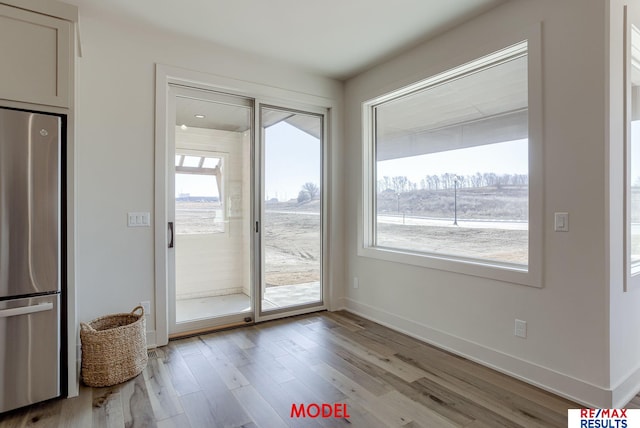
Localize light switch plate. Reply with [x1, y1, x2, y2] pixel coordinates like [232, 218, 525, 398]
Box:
[515, 319, 527, 338]
[554, 212, 569, 232]
[128, 212, 150, 227]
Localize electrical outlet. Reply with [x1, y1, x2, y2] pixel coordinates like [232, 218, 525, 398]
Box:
[140, 300, 151, 315]
[514, 319, 527, 338]
[353, 277, 359, 289]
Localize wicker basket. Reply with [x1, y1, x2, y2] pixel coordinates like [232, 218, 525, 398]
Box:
[80, 306, 148, 387]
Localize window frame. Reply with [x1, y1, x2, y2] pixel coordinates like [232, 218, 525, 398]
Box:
[625, 4, 640, 291]
[359, 30, 543, 288]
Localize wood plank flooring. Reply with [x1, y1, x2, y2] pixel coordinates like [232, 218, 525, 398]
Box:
[0, 310, 632, 427]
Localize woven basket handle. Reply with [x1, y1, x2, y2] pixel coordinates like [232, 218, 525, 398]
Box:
[131, 305, 144, 316]
[80, 322, 95, 332]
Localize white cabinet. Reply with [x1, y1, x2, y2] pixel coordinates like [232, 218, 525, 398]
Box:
[0, 0, 78, 398]
[0, 3, 72, 107]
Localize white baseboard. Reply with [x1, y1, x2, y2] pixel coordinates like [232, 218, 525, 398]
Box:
[343, 298, 614, 408]
[146, 330, 157, 349]
[332, 297, 347, 311]
[612, 363, 640, 408]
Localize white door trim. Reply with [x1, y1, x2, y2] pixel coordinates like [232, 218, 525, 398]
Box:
[154, 64, 337, 345]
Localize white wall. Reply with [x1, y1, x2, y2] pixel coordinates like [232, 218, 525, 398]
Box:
[607, 0, 640, 407]
[344, 0, 616, 407]
[73, 4, 343, 339]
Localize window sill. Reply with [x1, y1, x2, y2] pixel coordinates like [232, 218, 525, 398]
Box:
[357, 245, 541, 288]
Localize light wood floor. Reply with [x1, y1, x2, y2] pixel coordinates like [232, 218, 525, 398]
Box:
[1, 311, 636, 427]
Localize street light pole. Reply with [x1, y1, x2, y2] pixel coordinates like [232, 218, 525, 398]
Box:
[453, 177, 459, 226]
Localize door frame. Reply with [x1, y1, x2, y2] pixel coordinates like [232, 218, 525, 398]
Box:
[256, 103, 329, 322]
[154, 64, 334, 345]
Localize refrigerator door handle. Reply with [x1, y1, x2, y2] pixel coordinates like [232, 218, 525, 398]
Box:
[0, 302, 54, 318]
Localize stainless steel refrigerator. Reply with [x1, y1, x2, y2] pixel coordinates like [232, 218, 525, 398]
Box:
[0, 107, 62, 413]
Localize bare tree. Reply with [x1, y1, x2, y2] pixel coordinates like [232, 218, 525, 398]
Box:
[469, 172, 483, 188]
[391, 176, 409, 193]
[298, 182, 319, 203]
[382, 176, 392, 191]
[301, 182, 320, 200]
[297, 190, 311, 203]
[432, 175, 440, 190]
[483, 172, 498, 187]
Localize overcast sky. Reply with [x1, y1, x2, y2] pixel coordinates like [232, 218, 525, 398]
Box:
[265, 121, 321, 201]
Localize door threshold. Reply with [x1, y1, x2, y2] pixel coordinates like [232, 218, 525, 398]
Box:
[168, 319, 254, 340]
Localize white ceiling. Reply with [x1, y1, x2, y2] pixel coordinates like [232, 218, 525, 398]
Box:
[65, 0, 506, 80]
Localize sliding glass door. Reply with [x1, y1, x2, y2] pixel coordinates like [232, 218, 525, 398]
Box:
[259, 106, 324, 316]
[168, 86, 254, 336]
[163, 85, 326, 336]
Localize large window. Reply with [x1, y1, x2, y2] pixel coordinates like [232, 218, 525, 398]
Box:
[362, 39, 542, 285]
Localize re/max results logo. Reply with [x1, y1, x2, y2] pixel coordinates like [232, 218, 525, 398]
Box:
[568, 409, 640, 427]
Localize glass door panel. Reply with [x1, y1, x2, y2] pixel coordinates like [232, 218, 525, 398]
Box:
[260, 106, 323, 314]
[169, 87, 253, 335]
